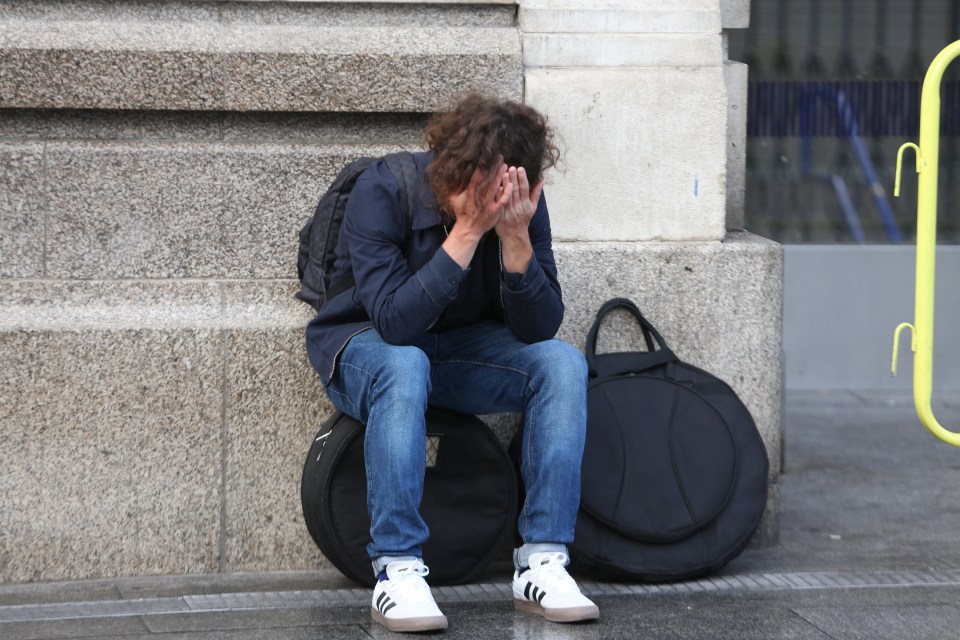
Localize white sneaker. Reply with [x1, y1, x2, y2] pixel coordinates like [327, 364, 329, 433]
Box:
[371, 559, 448, 633]
[512, 552, 599, 623]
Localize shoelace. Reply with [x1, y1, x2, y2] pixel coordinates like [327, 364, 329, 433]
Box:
[387, 565, 433, 605]
[527, 553, 579, 595]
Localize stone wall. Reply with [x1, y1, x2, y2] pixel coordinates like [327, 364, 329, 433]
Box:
[0, 0, 781, 583]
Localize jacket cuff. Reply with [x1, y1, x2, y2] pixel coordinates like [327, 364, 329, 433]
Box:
[501, 258, 545, 298]
[417, 247, 466, 306]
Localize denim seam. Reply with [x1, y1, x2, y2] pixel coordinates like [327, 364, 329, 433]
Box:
[429, 358, 531, 378]
[335, 362, 377, 421]
[324, 386, 360, 420]
[522, 378, 539, 543]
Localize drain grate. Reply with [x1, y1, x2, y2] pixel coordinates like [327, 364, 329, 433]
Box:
[4, 569, 960, 623]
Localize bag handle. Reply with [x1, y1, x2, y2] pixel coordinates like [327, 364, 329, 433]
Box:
[585, 298, 677, 376]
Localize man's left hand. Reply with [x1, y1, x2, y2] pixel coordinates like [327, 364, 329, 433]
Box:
[496, 166, 542, 274]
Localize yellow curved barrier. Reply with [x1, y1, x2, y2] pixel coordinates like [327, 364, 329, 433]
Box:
[892, 39, 960, 446]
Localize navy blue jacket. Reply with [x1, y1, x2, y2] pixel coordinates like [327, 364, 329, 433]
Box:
[305, 151, 565, 384]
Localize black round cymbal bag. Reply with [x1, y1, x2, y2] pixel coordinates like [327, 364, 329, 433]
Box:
[570, 298, 769, 582]
[301, 407, 518, 587]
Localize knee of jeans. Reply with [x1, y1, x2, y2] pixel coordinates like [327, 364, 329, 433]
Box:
[530, 340, 588, 387]
[373, 345, 431, 402]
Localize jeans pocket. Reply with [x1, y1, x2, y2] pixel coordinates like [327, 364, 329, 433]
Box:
[324, 384, 361, 422]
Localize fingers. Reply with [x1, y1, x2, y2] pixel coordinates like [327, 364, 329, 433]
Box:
[493, 165, 512, 210]
[505, 166, 539, 217]
[529, 179, 544, 209]
[508, 167, 521, 212]
[516, 167, 530, 203]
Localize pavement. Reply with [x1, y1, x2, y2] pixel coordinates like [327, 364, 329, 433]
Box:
[3, 390, 960, 639]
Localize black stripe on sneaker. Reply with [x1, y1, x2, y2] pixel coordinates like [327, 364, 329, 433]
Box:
[382, 601, 397, 615]
[376, 592, 388, 609]
[536, 588, 546, 603]
[524, 582, 532, 600]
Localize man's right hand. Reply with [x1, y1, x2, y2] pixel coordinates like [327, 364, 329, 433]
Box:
[443, 165, 513, 269]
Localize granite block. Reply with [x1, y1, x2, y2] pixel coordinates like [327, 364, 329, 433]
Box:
[0, 143, 45, 278]
[0, 0, 216, 22]
[218, 1, 516, 27]
[0, 0, 514, 27]
[753, 483, 780, 547]
[218, 144, 403, 280]
[223, 49, 522, 113]
[554, 233, 784, 486]
[25, 138, 426, 284]
[0, 109, 424, 146]
[0, 109, 223, 142]
[221, 321, 333, 572]
[2, 16, 521, 113]
[0, 47, 224, 111]
[0, 328, 223, 583]
[44, 141, 224, 279]
[220, 112, 427, 146]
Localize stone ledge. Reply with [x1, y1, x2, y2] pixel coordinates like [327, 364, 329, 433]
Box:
[1, 18, 521, 112]
[519, 0, 720, 34]
[0, 234, 780, 582]
[0, 280, 313, 331]
[0, 0, 516, 24]
[523, 33, 723, 68]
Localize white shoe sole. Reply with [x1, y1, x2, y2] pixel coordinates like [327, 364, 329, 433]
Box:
[371, 607, 448, 633]
[514, 598, 600, 623]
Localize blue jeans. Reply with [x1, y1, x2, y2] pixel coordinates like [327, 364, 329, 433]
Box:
[324, 322, 588, 576]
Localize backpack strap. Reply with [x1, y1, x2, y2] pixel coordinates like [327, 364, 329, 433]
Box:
[383, 151, 419, 224]
[326, 151, 419, 300]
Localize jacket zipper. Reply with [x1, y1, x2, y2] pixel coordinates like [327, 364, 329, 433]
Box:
[498, 237, 505, 311]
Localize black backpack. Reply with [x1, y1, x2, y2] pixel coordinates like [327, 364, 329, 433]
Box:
[295, 151, 419, 312]
[300, 407, 518, 587]
[570, 298, 769, 582]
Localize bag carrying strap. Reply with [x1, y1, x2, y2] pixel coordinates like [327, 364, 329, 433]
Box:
[585, 298, 678, 377]
[327, 151, 418, 300]
[383, 151, 419, 220]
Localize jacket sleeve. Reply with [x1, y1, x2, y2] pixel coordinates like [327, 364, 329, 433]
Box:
[499, 192, 565, 342]
[342, 163, 464, 344]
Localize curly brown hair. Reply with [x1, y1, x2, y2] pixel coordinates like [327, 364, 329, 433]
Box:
[424, 93, 560, 218]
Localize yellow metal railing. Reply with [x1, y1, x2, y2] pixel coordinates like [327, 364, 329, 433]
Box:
[892, 39, 960, 446]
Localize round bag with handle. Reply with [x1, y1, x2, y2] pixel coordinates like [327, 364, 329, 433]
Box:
[301, 406, 518, 587]
[570, 298, 769, 582]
